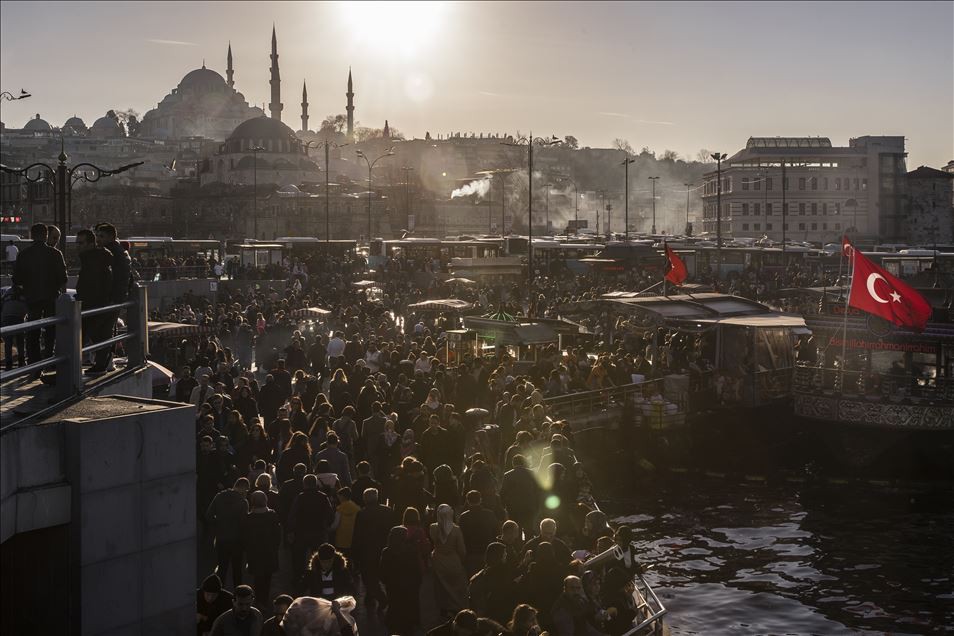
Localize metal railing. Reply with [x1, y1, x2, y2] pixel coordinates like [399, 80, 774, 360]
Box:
[0, 284, 149, 401]
[793, 365, 954, 403]
[543, 380, 665, 417]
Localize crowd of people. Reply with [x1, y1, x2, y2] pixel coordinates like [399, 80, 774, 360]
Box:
[167, 247, 670, 636]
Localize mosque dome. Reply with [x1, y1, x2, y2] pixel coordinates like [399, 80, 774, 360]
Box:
[223, 116, 302, 154]
[23, 114, 52, 132]
[90, 115, 125, 138]
[64, 115, 87, 129]
[178, 66, 228, 92]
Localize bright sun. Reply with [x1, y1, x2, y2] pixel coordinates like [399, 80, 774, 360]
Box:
[338, 1, 447, 57]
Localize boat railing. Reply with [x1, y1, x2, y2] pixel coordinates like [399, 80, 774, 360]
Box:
[793, 365, 954, 403]
[584, 545, 667, 635]
[543, 380, 666, 418]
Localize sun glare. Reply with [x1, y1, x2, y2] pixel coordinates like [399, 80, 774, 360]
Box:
[337, 1, 447, 57]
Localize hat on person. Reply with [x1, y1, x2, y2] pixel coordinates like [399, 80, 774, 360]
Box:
[201, 574, 223, 593]
[317, 543, 336, 560]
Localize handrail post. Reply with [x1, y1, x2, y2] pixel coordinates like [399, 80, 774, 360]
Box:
[55, 293, 82, 401]
[127, 284, 149, 368]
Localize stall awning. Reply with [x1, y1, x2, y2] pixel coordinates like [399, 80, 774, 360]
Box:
[290, 307, 331, 319]
[511, 323, 558, 345]
[148, 321, 212, 337]
[689, 314, 808, 328]
[408, 299, 474, 312]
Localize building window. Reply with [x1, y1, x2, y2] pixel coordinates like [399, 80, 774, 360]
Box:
[742, 203, 749, 215]
[811, 223, 817, 230]
[742, 223, 749, 231]
[853, 178, 859, 190]
[754, 223, 761, 231]
[834, 202, 841, 215]
[742, 177, 749, 191]
[766, 223, 773, 230]
[799, 203, 806, 215]
[798, 177, 806, 191]
[823, 177, 829, 190]
[823, 202, 828, 215]
[861, 178, 867, 190]
[835, 223, 841, 230]
[784, 223, 789, 230]
[811, 202, 818, 215]
[823, 223, 828, 230]
[754, 178, 761, 191]
[798, 223, 806, 230]
[783, 203, 789, 215]
[811, 177, 818, 190]
[766, 177, 773, 191]
[766, 203, 773, 215]
[754, 203, 760, 215]
[835, 178, 841, 191]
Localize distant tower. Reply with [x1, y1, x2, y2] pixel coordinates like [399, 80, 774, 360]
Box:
[383, 119, 390, 139]
[301, 81, 309, 132]
[346, 67, 355, 141]
[269, 26, 283, 122]
[226, 42, 234, 88]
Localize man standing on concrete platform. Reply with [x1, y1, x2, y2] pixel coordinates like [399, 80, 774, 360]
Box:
[91, 223, 131, 373]
[209, 585, 263, 636]
[74, 229, 113, 369]
[12, 223, 67, 373]
[207, 477, 250, 589]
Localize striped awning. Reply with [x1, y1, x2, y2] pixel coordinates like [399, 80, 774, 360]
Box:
[290, 306, 331, 319]
[147, 321, 212, 337]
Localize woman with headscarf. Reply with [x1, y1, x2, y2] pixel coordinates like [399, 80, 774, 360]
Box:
[374, 417, 402, 488]
[379, 526, 423, 636]
[429, 503, 469, 617]
[400, 427, 419, 460]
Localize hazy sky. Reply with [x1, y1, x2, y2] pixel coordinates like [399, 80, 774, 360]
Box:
[1, 1, 951, 167]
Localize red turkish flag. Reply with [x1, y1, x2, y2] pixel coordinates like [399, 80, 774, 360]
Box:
[846, 239, 933, 331]
[665, 244, 687, 285]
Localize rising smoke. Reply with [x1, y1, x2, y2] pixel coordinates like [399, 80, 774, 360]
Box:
[451, 178, 492, 199]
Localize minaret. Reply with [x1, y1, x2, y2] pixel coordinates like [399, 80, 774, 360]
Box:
[301, 81, 309, 132]
[269, 25, 283, 122]
[346, 67, 355, 141]
[383, 119, 390, 139]
[226, 42, 234, 88]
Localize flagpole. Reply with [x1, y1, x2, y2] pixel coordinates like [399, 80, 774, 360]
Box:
[840, 241, 854, 392]
[663, 241, 668, 297]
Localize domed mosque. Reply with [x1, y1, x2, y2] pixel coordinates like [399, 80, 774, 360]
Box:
[200, 114, 319, 186]
[62, 115, 88, 135]
[139, 43, 264, 140]
[22, 113, 53, 136]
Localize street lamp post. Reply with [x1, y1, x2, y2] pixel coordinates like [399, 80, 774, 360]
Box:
[544, 183, 553, 233]
[306, 139, 349, 242]
[401, 166, 414, 232]
[710, 152, 728, 277]
[504, 133, 560, 284]
[621, 155, 635, 240]
[251, 146, 264, 239]
[684, 182, 692, 235]
[1, 140, 143, 252]
[355, 147, 395, 243]
[648, 176, 659, 234]
[0, 89, 31, 101]
[557, 176, 580, 233]
[781, 159, 787, 255]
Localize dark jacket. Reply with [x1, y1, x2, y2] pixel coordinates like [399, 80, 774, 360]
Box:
[351, 503, 398, 569]
[205, 488, 249, 542]
[459, 505, 500, 557]
[12, 241, 67, 303]
[102, 240, 132, 303]
[469, 565, 519, 624]
[76, 247, 113, 309]
[500, 466, 543, 522]
[241, 509, 281, 576]
[288, 489, 334, 540]
[313, 446, 352, 486]
[306, 555, 356, 599]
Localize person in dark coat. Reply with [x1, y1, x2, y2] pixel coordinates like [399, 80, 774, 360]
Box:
[517, 542, 565, 630]
[287, 474, 334, 583]
[468, 542, 519, 625]
[459, 490, 501, 575]
[601, 567, 638, 636]
[276, 432, 312, 485]
[349, 461, 380, 507]
[241, 490, 281, 609]
[257, 374, 285, 426]
[419, 414, 454, 478]
[261, 594, 293, 636]
[206, 478, 250, 589]
[92, 222, 131, 372]
[427, 609, 479, 636]
[196, 574, 233, 636]
[305, 543, 356, 600]
[278, 463, 307, 543]
[12, 223, 67, 368]
[351, 487, 397, 610]
[361, 402, 387, 469]
[313, 433, 352, 486]
[500, 454, 543, 536]
[75, 230, 113, 364]
[380, 525, 423, 635]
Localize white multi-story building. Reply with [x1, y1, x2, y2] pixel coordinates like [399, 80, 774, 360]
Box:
[701, 136, 907, 244]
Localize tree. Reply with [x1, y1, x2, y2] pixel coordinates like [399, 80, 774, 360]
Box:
[696, 149, 715, 163]
[661, 149, 679, 162]
[320, 114, 347, 134]
[563, 135, 579, 149]
[639, 146, 655, 159]
[612, 138, 634, 155]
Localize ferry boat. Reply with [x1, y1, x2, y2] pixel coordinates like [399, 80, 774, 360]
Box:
[781, 285, 954, 476]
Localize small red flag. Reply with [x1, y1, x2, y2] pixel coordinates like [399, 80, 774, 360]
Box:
[665, 244, 687, 285]
[846, 238, 933, 331]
